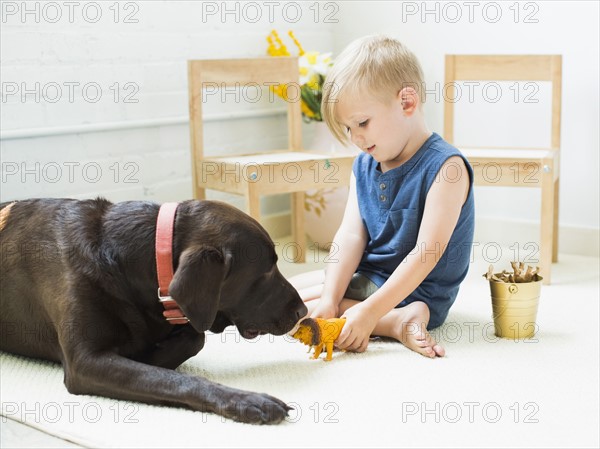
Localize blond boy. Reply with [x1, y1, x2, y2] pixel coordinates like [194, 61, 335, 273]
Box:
[289, 35, 474, 357]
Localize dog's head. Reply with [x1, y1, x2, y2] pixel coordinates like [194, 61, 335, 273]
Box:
[169, 200, 307, 338]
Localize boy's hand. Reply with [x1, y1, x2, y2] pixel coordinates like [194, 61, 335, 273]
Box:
[336, 303, 378, 352]
[310, 300, 339, 320]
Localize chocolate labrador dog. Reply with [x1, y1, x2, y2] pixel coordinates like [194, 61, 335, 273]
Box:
[0, 198, 307, 424]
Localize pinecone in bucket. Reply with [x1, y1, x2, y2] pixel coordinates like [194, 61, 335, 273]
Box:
[483, 262, 541, 283]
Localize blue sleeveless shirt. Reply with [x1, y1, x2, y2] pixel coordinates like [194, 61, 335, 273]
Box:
[353, 132, 475, 329]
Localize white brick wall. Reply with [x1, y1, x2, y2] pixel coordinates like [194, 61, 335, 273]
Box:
[1, 0, 337, 214]
[2, 1, 598, 256]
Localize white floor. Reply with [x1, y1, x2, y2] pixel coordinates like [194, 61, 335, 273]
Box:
[1, 239, 599, 448]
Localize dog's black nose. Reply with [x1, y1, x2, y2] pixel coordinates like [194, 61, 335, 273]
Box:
[294, 303, 308, 321]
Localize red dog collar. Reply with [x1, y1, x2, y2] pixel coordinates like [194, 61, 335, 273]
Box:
[155, 202, 189, 325]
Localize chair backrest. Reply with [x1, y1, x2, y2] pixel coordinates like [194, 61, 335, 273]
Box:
[187, 57, 303, 162]
[444, 55, 562, 150]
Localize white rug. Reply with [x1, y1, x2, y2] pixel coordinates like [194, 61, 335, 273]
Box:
[1, 253, 599, 448]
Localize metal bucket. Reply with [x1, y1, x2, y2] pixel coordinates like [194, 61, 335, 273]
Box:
[489, 275, 542, 339]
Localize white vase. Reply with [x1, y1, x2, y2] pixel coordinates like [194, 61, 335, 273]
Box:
[304, 122, 359, 250]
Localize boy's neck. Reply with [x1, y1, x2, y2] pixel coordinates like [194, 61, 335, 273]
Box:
[381, 127, 432, 173]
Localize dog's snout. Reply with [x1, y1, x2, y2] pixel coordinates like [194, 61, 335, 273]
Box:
[286, 302, 309, 336]
[294, 303, 308, 322]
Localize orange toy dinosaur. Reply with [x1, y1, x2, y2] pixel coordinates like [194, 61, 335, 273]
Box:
[292, 317, 346, 361]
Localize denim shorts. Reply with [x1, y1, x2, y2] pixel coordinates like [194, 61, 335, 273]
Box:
[344, 272, 447, 330]
[344, 272, 379, 300]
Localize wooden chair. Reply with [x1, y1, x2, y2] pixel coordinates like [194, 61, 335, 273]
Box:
[187, 57, 355, 262]
[444, 55, 562, 284]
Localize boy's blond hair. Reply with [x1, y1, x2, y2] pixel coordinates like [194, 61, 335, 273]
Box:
[321, 35, 425, 144]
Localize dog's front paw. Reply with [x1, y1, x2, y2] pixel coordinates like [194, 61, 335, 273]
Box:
[219, 391, 292, 424]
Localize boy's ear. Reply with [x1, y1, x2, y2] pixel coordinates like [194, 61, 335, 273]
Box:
[398, 87, 419, 113]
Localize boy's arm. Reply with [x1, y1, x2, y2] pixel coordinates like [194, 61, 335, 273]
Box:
[318, 172, 368, 308]
[337, 156, 470, 349]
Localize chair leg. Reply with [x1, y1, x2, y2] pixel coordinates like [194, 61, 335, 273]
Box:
[552, 178, 560, 262]
[195, 186, 206, 201]
[246, 187, 260, 221]
[540, 170, 555, 285]
[291, 192, 306, 263]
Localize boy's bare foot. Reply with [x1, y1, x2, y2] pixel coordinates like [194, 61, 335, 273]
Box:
[392, 302, 445, 358]
[398, 324, 445, 358]
[322, 298, 446, 358]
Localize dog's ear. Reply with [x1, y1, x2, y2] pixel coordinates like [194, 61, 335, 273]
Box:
[169, 246, 231, 333]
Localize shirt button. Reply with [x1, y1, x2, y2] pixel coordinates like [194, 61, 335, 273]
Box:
[380, 194, 386, 202]
[380, 183, 386, 190]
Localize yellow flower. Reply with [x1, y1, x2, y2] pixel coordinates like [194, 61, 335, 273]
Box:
[301, 101, 316, 118]
[266, 30, 332, 123]
[299, 66, 309, 79]
[305, 51, 318, 65]
[306, 74, 320, 92]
